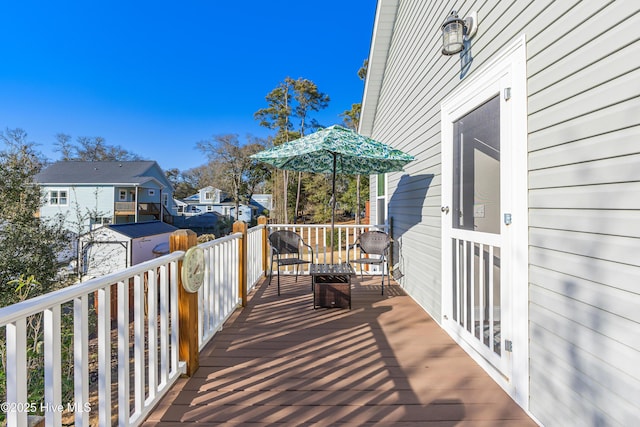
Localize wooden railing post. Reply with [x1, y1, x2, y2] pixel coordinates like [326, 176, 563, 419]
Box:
[170, 229, 199, 376]
[258, 216, 269, 277]
[233, 221, 248, 307]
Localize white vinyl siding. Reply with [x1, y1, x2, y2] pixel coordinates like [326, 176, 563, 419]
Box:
[364, 0, 640, 424]
[526, 1, 640, 424]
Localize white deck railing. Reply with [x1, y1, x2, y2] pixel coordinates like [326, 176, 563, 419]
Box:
[0, 225, 265, 427]
[197, 233, 241, 350]
[196, 225, 265, 349]
[0, 221, 384, 426]
[0, 252, 184, 427]
[246, 224, 266, 292]
[266, 223, 388, 273]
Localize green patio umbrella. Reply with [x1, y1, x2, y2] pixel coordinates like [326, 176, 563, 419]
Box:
[251, 125, 415, 263]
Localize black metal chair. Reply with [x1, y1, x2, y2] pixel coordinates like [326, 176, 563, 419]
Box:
[347, 230, 391, 295]
[268, 230, 314, 296]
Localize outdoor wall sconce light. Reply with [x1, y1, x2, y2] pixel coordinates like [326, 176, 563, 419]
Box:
[441, 10, 478, 55]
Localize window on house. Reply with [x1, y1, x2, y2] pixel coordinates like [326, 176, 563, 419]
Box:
[148, 189, 156, 196]
[91, 216, 112, 226]
[178, 206, 184, 213]
[49, 190, 68, 206]
[119, 190, 127, 201]
[377, 174, 386, 196]
[162, 193, 168, 206]
[204, 192, 213, 200]
[206, 206, 213, 212]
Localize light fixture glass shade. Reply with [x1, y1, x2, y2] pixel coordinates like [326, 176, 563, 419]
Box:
[442, 12, 465, 55]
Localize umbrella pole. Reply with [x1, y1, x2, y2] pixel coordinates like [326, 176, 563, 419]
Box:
[330, 153, 336, 264]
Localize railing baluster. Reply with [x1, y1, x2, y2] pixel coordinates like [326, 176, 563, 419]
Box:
[147, 268, 158, 401]
[6, 318, 28, 427]
[198, 271, 204, 347]
[44, 304, 62, 426]
[159, 264, 169, 387]
[117, 279, 130, 426]
[134, 274, 145, 416]
[97, 285, 111, 427]
[214, 244, 221, 331]
[234, 238, 240, 303]
[74, 295, 90, 427]
[170, 260, 179, 374]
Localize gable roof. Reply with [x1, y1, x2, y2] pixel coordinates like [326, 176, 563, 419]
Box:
[359, 0, 399, 137]
[106, 221, 178, 239]
[34, 161, 170, 188]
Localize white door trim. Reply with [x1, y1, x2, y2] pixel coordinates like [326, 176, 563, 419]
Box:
[440, 34, 529, 409]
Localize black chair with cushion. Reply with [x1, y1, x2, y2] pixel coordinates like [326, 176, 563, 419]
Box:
[268, 230, 314, 296]
[347, 230, 391, 295]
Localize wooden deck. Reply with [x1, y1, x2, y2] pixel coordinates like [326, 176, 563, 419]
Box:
[144, 275, 536, 426]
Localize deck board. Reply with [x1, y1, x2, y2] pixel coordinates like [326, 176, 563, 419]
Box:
[144, 275, 536, 426]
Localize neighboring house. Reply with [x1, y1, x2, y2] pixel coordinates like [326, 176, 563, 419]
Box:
[172, 198, 189, 215]
[250, 194, 273, 215]
[361, 1, 638, 426]
[178, 186, 263, 223]
[79, 221, 177, 279]
[35, 161, 175, 234]
[171, 212, 224, 234]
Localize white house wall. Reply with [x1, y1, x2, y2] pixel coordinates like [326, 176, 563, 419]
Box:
[364, 0, 640, 425]
[525, 1, 640, 425]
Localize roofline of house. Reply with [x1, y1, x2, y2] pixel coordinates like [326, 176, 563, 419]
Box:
[39, 177, 167, 189]
[359, 0, 399, 137]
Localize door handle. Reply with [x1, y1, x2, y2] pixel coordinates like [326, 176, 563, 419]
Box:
[441, 206, 449, 214]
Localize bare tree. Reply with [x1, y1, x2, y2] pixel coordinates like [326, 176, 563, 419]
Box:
[196, 134, 267, 221]
[53, 134, 142, 161]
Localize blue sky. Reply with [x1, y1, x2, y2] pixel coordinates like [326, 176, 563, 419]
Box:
[1, 1, 376, 171]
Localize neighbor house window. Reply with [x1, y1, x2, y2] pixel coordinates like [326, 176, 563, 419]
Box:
[204, 191, 214, 200]
[162, 193, 168, 206]
[49, 190, 68, 206]
[91, 216, 112, 226]
[119, 190, 127, 201]
[206, 206, 213, 212]
[148, 189, 156, 196]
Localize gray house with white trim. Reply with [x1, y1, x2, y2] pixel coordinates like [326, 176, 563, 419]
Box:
[361, 1, 639, 425]
[179, 186, 261, 223]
